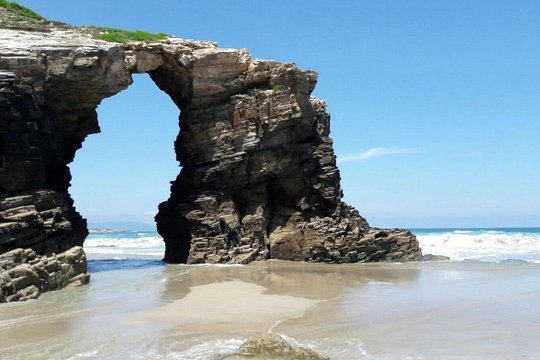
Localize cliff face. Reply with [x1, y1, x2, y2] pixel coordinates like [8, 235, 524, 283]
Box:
[0, 11, 422, 272]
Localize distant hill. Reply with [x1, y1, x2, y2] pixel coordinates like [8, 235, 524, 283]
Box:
[87, 221, 156, 232]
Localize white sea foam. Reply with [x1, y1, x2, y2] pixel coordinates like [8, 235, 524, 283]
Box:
[416, 230, 540, 263]
[150, 334, 369, 360]
[84, 233, 164, 257]
[84, 230, 540, 264]
[141, 338, 245, 360]
[279, 334, 369, 358]
[66, 350, 99, 359]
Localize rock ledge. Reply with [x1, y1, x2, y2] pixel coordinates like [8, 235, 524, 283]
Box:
[0, 246, 89, 303]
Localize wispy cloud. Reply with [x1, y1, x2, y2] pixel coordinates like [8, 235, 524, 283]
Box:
[337, 147, 416, 164]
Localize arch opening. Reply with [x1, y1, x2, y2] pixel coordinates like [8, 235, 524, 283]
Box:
[70, 74, 180, 232]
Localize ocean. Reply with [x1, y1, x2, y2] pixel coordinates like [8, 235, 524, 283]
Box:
[84, 227, 540, 264]
[1, 228, 539, 359]
[414, 227, 540, 263]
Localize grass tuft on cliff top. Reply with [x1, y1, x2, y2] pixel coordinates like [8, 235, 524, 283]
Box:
[0, 0, 44, 20]
[90, 27, 169, 43]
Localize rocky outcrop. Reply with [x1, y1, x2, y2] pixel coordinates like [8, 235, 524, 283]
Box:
[0, 191, 87, 255]
[0, 8, 422, 272]
[225, 333, 329, 360]
[0, 246, 89, 302]
[422, 254, 451, 262]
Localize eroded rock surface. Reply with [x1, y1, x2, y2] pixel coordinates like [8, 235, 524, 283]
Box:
[225, 333, 329, 360]
[0, 246, 89, 302]
[0, 8, 422, 275]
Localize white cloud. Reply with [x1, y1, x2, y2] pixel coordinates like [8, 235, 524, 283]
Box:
[337, 147, 416, 163]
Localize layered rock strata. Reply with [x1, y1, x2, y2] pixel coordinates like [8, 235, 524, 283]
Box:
[0, 8, 422, 278]
[0, 246, 89, 302]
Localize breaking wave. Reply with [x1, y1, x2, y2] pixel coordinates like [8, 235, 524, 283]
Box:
[84, 231, 164, 257]
[84, 228, 540, 264]
[414, 228, 540, 263]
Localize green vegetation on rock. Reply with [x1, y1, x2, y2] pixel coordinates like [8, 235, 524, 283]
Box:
[0, 0, 44, 20]
[90, 27, 169, 43]
[272, 84, 285, 92]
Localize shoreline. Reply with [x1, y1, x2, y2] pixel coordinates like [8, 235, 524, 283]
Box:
[1, 259, 539, 359]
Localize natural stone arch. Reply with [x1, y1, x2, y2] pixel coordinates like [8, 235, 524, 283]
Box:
[0, 21, 422, 266]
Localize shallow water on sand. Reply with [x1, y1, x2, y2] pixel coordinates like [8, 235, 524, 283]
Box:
[1, 259, 540, 359]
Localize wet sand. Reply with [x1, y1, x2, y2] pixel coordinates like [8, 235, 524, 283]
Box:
[139, 279, 320, 332]
[1, 260, 539, 359]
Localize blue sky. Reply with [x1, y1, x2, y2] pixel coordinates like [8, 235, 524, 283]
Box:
[18, 0, 540, 228]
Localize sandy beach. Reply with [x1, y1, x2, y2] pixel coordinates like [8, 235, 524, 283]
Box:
[1, 1, 538, 359]
[1, 259, 539, 359]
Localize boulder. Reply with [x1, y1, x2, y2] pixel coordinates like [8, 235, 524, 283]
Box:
[226, 333, 328, 360]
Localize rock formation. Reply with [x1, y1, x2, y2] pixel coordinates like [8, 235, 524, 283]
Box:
[0, 246, 89, 302]
[0, 4, 422, 299]
[225, 333, 329, 360]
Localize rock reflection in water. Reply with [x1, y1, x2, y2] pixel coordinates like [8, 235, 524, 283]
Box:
[159, 260, 421, 302]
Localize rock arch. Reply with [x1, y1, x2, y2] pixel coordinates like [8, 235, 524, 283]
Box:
[0, 21, 422, 267]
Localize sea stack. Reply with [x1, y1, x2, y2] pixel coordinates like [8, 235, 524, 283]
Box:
[0, 6, 422, 301]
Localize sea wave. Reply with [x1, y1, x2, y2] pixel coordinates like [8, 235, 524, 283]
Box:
[145, 335, 368, 360]
[415, 229, 540, 263]
[280, 334, 369, 358]
[84, 229, 540, 264]
[140, 338, 245, 360]
[84, 233, 164, 257]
